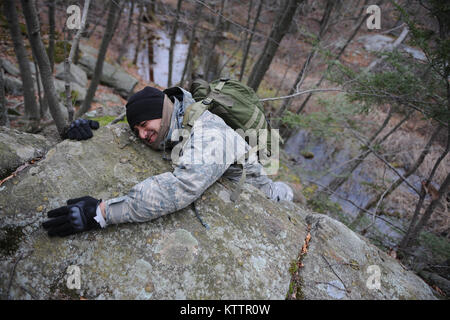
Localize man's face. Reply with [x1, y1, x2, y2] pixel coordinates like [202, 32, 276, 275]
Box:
[134, 118, 162, 144]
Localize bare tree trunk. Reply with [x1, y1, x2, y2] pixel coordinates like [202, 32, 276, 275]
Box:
[0, 62, 8, 127]
[86, 3, 108, 39]
[133, 3, 143, 65]
[76, 0, 120, 118]
[402, 172, 450, 250]
[4, 0, 40, 131]
[64, 28, 73, 124]
[350, 124, 443, 229]
[117, 1, 135, 65]
[32, 55, 45, 119]
[239, 0, 253, 81]
[203, 0, 226, 82]
[273, 0, 335, 126]
[47, 0, 56, 72]
[63, 0, 90, 123]
[399, 141, 449, 251]
[168, 0, 183, 87]
[239, 0, 263, 82]
[180, 2, 202, 87]
[295, 0, 373, 114]
[21, 0, 66, 135]
[247, 0, 303, 92]
[148, 34, 155, 83]
[144, 0, 156, 23]
[323, 107, 404, 195]
[400, 77, 450, 251]
[274, 63, 289, 97]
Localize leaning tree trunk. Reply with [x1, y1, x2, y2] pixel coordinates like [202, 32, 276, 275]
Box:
[247, 0, 303, 92]
[350, 124, 443, 229]
[322, 107, 412, 196]
[133, 2, 143, 65]
[239, 0, 263, 82]
[86, 4, 108, 39]
[47, 0, 56, 71]
[203, 0, 226, 82]
[5, 0, 40, 131]
[404, 172, 450, 249]
[0, 61, 8, 127]
[180, 1, 202, 87]
[168, 0, 183, 87]
[274, 0, 335, 124]
[21, 0, 66, 136]
[117, 0, 135, 65]
[296, 0, 381, 114]
[76, 0, 120, 118]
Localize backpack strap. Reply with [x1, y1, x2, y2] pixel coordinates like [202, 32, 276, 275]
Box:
[230, 144, 265, 202]
[183, 101, 208, 128]
[183, 78, 230, 129]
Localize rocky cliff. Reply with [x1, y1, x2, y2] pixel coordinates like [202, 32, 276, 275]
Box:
[0, 124, 437, 299]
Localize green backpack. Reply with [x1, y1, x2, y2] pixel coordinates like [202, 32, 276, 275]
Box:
[185, 78, 278, 157]
[184, 78, 281, 201]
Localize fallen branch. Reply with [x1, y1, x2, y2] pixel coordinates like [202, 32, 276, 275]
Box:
[0, 156, 43, 187]
[109, 111, 126, 125]
[260, 88, 343, 102]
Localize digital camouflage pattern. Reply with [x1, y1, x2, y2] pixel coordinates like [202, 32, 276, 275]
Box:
[104, 89, 293, 225]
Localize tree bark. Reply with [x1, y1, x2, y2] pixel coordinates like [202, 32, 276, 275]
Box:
[133, 2, 143, 65]
[21, 0, 67, 135]
[322, 107, 403, 195]
[117, 1, 135, 65]
[5, 0, 40, 131]
[76, 0, 120, 118]
[180, 1, 202, 87]
[239, 0, 264, 82]
[86, 3, 108, 39]
[47, 0, 56, 71]
[404, 172, 450, 249]
[246, 0, 303, 92]
[168, 0, 183, 87]
[295, 0, 371, 114]
[203, 0, 226, 82]
[350, 124, 443, 229]
[65, 0, 90, 122]
[0, 62, 8, 127]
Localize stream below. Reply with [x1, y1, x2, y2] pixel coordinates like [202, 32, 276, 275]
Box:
[127, 29, 188, 88]
[284, 129, 424, 248]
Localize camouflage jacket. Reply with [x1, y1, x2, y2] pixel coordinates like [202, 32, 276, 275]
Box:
[104, 88, 292, 225]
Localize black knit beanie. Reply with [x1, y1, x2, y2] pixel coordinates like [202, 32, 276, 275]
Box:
[126, 86, 164, 131]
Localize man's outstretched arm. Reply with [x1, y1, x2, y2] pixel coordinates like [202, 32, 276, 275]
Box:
[103, 112, 239, 225]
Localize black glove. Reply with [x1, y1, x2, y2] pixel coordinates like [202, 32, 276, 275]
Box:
[64, 119, 100, 140]
[42, 196, 102, 237]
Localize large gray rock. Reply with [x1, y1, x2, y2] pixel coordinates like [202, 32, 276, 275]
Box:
[78, 51, 138, 98]
[0, 58, 20, 77]
[358, 35, 427, 61]
[0, 124, 437, 300]
[53, 78, 87, 103]
[4, 75, 23, 96]
[55, 63, 88, 87]
[0, 127, 53, 179]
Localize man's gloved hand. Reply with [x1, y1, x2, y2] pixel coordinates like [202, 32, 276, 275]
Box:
[64, 119, 100, 140]
[42, 196, 101, 237]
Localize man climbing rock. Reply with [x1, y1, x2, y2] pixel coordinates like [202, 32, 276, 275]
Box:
[43, 83, 301, 237]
